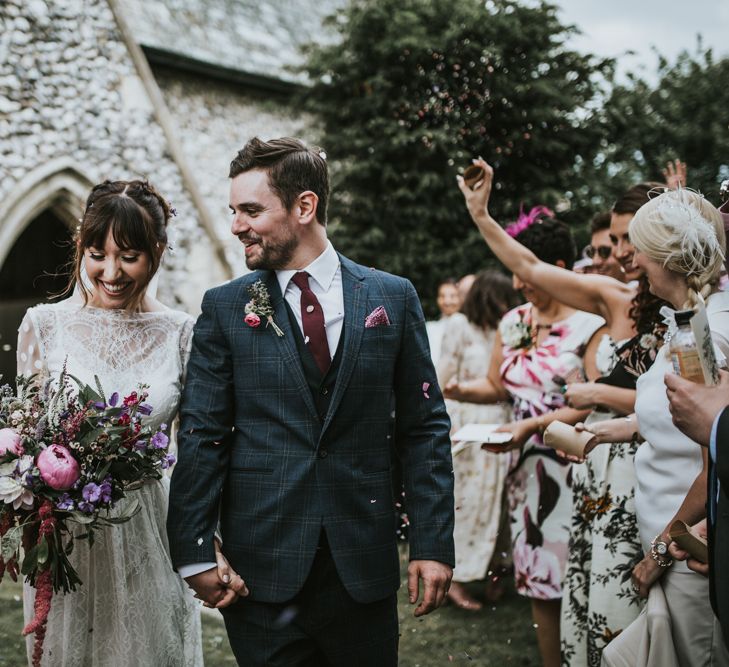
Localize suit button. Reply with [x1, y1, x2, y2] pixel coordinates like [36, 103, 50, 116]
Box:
[318, 449, 328, 459]
[321, 387, 329, 396]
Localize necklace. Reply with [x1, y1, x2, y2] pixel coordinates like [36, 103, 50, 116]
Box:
[530, 322, 553, 347]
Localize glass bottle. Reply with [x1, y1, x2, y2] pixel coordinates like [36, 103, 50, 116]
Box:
[669, 309, 705, 383]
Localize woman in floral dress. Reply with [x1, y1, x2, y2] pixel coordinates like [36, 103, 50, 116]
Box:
[445, 212, 603, 667]
[437, 270, 520, 610]
[456, 163, 680, 665]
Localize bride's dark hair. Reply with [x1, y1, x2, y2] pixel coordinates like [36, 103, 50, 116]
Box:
[67, 180, 172, 310]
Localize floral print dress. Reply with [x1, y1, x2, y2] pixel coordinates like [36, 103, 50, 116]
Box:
[560, 323, 664, 667]
[499, 304, 603, 601]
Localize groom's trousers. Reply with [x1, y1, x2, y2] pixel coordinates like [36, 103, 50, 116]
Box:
[220, 533, 399, 667]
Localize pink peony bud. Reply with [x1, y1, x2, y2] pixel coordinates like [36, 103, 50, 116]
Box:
[37, 445, 80, 491]
[0, 428, 22, 457]
[245, 313, 261, 328]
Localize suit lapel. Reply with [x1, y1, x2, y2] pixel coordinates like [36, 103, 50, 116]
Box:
[321, 257, 368, 435]
[262, 272, 320, 422]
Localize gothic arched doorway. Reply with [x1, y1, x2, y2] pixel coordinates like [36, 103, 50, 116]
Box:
[0, 209, 74, 383]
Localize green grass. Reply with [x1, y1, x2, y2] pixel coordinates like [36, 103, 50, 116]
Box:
[0, 551, 538, 666]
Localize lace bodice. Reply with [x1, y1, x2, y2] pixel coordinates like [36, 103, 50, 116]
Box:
[17, 300, 194, 432]
[17, 299, 202, 667]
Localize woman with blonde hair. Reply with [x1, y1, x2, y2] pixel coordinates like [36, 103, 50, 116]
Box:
[580, 188, 729, 666]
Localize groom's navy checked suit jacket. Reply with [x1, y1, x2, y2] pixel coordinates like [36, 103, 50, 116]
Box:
[167, 254, 455, 604]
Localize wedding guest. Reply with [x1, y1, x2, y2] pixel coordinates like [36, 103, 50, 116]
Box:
[457, 273, 476, 302]
[437, 270, 520, 610]
[426, 278, 461, 363]
[456, 164, 666, 664]
[444, 209, 603, 667]
[585, 212, 625, 281]
[14, 180, 236, 666]
[666, 370, 729, 646]
[579, 188, 729, 666]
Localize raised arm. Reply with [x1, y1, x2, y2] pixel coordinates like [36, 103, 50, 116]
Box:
[457, 159, 633, 325]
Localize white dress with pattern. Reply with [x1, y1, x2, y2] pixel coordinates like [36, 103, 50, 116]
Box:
[437, 313, 512, 582]
[16, 300, 203, 667]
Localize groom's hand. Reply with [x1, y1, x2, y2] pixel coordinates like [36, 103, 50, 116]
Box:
[407, 559, 453, 617]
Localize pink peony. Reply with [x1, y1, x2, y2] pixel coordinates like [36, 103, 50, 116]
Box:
[245, 312, 261, 328]
[0, 428, 22, 457]
[36, 445, 80, 491]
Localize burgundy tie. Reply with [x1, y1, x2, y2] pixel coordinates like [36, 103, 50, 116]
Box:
[291, 271, 331, 375]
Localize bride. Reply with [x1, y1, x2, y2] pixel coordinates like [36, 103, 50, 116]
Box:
[16, 180, 235, 666]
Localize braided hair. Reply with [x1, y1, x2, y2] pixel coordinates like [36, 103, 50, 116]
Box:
[629, 188, 726, 309]
[69, 180, 172, 310]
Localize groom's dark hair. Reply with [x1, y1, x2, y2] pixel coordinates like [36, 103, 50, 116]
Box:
[229, 137, 330, 226]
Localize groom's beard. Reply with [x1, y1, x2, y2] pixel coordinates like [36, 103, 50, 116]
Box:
[242, 232, 298, 271]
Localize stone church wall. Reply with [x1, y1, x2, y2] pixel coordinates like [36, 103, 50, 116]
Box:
[0, 0, 226, 310]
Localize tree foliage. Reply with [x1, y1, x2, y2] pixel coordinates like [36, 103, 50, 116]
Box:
[301, 0, 614, 314]
[602, 47, 729, 201]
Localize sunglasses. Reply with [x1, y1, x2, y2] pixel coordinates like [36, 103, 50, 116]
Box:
[584, 245, 612, 260]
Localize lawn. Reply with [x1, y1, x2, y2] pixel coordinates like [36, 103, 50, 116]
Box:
[0, 550, 539, 666]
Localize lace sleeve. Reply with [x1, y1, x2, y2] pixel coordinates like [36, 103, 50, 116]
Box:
[16, 310, 45, 378]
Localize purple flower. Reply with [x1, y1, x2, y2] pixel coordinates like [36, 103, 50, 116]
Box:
[82, 482, 101, 503]
[94, 401, 106, 409]
[99, 478, 112, 504]
[133, 439, 148, 452]
[151, 431, 169, 450]
[56, 493, 74, 511]
[161, 453, 176, 469]
[78, 500, 95, 513]
[108, 392, 119, 407]
[137, 403, 153, 416]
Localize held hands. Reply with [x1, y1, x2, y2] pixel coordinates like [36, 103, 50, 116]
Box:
[668, 518, 709, 577]
[408, 559, 453, 617]
[456, 158, 495, 224]
[185, 540, 249, 609]
[665, 370, 729, 447]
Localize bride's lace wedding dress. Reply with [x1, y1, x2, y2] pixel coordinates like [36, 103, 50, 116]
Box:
[17, 299, 203, 667]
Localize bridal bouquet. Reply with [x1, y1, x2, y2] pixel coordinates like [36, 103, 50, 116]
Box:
[0, 371, 175, 665]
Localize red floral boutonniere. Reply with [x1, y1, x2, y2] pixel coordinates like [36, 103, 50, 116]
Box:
[245, 280, 284, 337]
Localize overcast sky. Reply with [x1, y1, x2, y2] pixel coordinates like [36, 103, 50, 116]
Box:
[553, 0, 728, 78]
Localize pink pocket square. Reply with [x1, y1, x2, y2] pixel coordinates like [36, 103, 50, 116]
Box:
[365, 306, 390, 328]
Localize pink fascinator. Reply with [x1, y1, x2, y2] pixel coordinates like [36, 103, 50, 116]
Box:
[505, 205, 555, 238]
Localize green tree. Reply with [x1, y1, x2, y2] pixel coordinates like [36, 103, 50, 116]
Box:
[302, 0, 613, 315]
[602, 47, 729, 201]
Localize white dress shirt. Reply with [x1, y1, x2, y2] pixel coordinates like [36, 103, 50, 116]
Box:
[179, 242, 344, 581]
[276, 241, 344, 356]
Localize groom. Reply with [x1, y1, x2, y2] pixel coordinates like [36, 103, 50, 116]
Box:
[167, 137, 455, 666]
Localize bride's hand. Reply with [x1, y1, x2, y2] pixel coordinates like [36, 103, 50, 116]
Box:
[456, 158, 495, 223]
[213, 538, 249, 608]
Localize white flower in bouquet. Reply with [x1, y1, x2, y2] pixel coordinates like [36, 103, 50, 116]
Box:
[0, 455, 35, 509]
